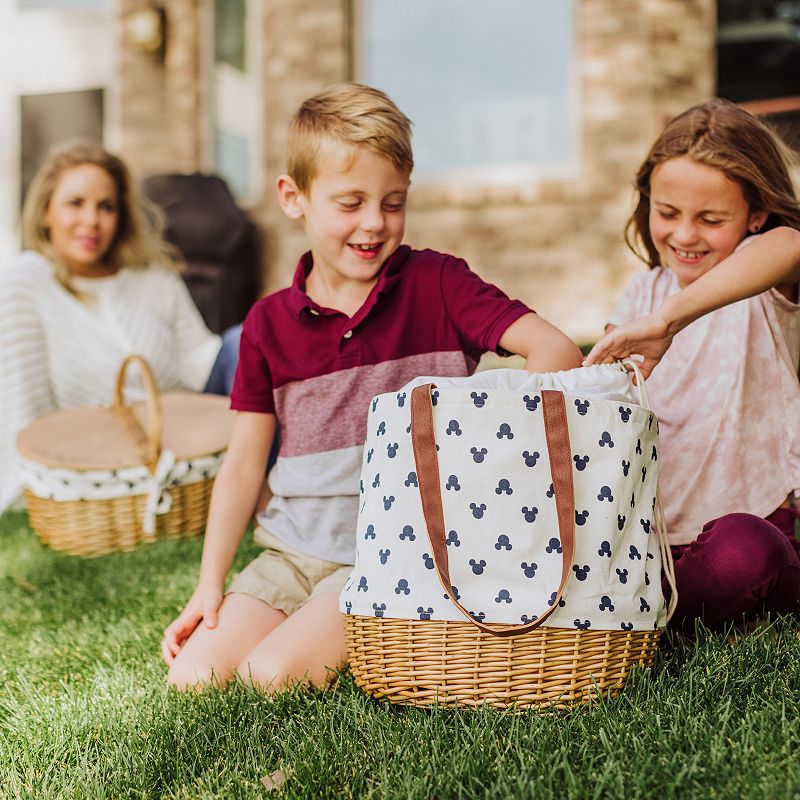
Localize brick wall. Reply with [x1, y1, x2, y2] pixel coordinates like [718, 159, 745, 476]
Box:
[119, 0, 207, 178]
[256, 0, 351, 290]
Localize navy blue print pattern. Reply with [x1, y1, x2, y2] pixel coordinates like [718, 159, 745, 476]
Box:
[342, 377, 666, 630]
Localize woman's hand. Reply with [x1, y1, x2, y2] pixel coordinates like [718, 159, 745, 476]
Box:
[584, 313, 673, 380]
[160, 582, 223, 665]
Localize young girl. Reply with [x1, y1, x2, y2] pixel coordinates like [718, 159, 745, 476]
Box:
[0, 141, 240, 513]
[585, 99, 800, 629]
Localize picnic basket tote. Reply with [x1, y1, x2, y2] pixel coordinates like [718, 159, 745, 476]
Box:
[342, 364, 676, 709]
[17, 354, 234, 557]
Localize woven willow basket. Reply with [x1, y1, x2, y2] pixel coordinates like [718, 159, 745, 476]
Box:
[345, 616, 661, 709]
[18, 355, 234, 557]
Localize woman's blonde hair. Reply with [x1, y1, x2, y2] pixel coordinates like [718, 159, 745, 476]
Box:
[627, 99, 800, 268]
[21, 140, 177, 292]
[287, 83, 413, 194]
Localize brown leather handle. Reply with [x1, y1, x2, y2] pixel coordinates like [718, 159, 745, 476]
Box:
[112, 354, 163, 474]
[410, 384, 575, 638]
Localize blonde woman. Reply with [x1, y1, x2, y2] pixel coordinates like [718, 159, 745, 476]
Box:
[0, 141, 240, 512]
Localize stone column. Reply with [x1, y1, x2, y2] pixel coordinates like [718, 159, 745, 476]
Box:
[255, 0, 351, 292]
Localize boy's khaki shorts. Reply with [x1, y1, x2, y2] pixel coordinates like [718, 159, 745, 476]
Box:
[227, 526, 352, 615]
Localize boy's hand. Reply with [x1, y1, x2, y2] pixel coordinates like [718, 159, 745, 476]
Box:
[161, 582, 223, 665]
[584, 313, 672, 380]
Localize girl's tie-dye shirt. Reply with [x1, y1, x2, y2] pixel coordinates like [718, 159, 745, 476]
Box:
[608, 241, 800, 545]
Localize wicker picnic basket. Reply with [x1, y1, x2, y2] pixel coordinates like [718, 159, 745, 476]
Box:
[342, 364, 676, 710]
[345, 618, 663, 709]
[17, 355, 234, 557]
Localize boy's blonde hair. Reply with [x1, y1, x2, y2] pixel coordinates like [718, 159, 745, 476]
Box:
[287, 83, 413, 194]
[627, 99, 800, 268]
[22, 140, 177, 293]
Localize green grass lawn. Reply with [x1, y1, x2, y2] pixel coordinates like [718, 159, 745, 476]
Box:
[2, 510, 800, 800]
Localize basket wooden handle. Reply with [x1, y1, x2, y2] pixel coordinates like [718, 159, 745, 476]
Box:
[112, 354, 163, 473]
[410, 384, 575, 638]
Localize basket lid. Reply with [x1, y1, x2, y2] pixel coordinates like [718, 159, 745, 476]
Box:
[17, 392, 235, 470]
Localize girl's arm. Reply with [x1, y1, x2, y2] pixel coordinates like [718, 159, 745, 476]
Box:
[498, 312, 583, 373]
[585, 226, 800, 377]
[161, 411, 275, 663]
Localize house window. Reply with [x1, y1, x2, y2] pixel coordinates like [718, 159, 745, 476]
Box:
[214, 0, 246, 71]
[20, 88, 104, 204]
[717, 0, 800, 148]
[213, 129, 250, 200]
[354, 0, 577, 183]
[212, 0, 262, 204]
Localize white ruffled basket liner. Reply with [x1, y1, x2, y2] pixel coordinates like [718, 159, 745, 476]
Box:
[341, 363, 667, 631]
[19, 450, 224, 534]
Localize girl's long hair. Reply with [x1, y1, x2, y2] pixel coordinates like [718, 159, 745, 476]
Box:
[21, 140, 177, 293]
[627, 99, 800, 268]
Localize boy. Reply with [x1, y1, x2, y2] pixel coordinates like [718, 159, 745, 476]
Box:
[162, 83, 582, 691]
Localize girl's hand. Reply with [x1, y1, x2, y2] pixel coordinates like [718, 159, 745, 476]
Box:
[160, 582, 223, 665]
[584, 313, 673, 380]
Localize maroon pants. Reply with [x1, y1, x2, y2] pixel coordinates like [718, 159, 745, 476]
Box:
[665, 509, 800, 629]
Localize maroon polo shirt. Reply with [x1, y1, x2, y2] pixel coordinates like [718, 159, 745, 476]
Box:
[233, 246, 529, 412]
[230, 245, 532, 562]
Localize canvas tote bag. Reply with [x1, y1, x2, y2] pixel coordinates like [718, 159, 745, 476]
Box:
[341, 363, 676, 708]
